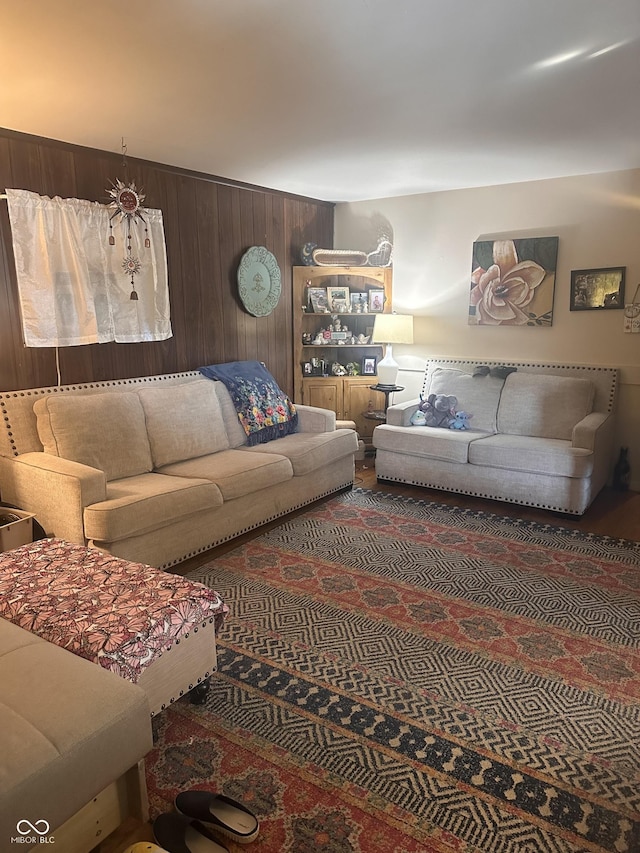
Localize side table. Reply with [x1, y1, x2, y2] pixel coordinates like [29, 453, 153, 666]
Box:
[363, 384, 405, 423]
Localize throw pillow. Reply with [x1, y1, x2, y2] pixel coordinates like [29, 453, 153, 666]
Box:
[199, 361, 298, 446]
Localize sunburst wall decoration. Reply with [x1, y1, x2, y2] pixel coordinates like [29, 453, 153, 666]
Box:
[107, 167, 150, 301]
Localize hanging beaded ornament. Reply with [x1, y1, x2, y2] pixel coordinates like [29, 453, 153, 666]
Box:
[107, 177, 150, 300]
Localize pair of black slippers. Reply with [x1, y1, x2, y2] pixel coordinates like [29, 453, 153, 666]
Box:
[153, 791, 260, 852]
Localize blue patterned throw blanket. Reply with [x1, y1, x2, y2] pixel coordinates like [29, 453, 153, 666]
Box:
[199, 360, 298, 446]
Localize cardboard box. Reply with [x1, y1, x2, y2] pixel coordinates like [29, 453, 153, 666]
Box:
[0, 509, 35, 552]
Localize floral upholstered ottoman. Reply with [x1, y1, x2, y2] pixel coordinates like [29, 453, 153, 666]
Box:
[0, 538, 227, 714]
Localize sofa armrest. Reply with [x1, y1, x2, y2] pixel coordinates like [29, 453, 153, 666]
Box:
[572, 411, 616, 493]
[572, 411, 612, 451]
[385, 399, 421, 427]
[295, 405, 337, 433]
[0, 453, 107, 543]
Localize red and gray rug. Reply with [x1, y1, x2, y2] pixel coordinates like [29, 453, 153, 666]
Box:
[146, 488, 640, 852]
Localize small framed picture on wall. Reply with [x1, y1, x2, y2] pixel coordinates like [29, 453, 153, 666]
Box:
[570, 267, 625, 311]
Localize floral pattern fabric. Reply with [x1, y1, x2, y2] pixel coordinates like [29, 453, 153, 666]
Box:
[199, 360, 297, 446]
[0, 538, 228, 683]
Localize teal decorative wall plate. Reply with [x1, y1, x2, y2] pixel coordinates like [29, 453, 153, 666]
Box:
[237, 246, 281, 316]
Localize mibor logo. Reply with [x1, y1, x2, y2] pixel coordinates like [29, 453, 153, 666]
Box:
[17, 821, 49, 835]
[12, 819, 54, 844]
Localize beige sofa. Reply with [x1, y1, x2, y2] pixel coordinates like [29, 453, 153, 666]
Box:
[373, 358, 618, 515]
[0, 618, 152, 853]
[0, 371, 358, 568]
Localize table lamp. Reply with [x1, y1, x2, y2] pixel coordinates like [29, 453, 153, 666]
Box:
[372, 313, 414, 387]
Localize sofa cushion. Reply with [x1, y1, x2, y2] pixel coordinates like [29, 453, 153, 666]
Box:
[238, 428, 358, 476]
[33, 392, 152, 481]
[497, 373, 594, 440]
[158, 449, 293, 501]
[373, 423, 482, 464]
[0, 620, 151, 843]
[213, 382, 248, 448]
[427, 368, 505, 433]
[468, 434, 594, 478]
[84, 473, 223, 542]
[137, 381, 230, 468]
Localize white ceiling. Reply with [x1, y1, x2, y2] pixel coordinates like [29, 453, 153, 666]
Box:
[2, 0, 639, 203]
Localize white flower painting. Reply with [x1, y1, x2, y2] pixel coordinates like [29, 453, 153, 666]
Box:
[469, 237, 558, 326]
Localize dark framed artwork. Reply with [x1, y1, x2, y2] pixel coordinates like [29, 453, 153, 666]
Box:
[469, 236, 559, 326]
[362, 356, 377, 376]
[570, 267, 625, 311]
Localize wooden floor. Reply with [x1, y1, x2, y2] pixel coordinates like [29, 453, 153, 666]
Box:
[355, 460, 640, 540]
[98, 464, 639, 853]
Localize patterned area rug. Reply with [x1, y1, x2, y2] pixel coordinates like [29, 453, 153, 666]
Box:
[146, 489, 640, 852]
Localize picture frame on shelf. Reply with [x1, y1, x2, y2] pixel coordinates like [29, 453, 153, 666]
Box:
[369, 289, 385, 312]
[308, 287, 329, 313]
[362, 355, 377, 376]
[302, 361, 313, 375]
[327, 286, 350, 312]
[570, 267, 626, 311]
[350, 292, 368, 313]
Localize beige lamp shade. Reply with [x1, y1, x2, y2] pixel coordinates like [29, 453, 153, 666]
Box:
[372, 314, 414, 387]
[371, 313, 414, 344]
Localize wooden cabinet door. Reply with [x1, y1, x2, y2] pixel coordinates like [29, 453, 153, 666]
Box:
[343, 380, 384, 441]
[302, 377, 342, 416]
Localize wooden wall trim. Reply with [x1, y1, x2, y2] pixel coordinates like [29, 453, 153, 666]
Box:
[0, 126, 335, 206]
[0, 128, 334, 395]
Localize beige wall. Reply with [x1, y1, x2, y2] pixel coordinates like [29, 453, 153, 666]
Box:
[335, 168, 640, 491]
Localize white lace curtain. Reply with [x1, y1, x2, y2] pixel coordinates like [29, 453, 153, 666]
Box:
[6, 188, 172, 346]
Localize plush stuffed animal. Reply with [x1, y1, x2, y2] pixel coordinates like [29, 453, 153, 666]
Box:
[419, 393, 458, 428]
[449, 411, 473, 430]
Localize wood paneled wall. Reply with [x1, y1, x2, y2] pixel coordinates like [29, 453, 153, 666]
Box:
[0, 128, 334, 396]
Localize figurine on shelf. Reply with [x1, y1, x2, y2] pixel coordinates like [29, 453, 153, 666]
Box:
[302, 332, 313, 345]
[312, 332, 325, 345]
[346, 362, 360, 375]
[331, 362, 347, 376]
[356, 333, 370, 344]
